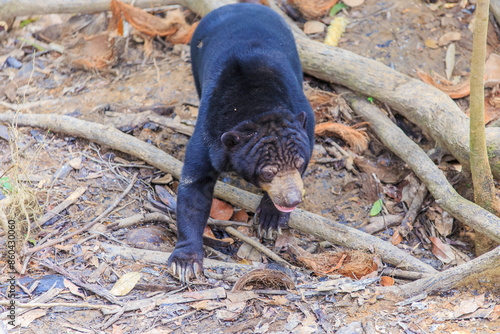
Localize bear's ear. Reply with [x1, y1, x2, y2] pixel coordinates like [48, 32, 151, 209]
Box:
[221, 131, 241, 149]
[296, 112, 307, 129]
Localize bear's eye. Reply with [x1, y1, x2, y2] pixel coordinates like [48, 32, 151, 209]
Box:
[260, 167, 277, 182]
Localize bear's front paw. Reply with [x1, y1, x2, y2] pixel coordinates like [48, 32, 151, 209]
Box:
[256, 196, 290, 239]
[168, 247, 204, 284]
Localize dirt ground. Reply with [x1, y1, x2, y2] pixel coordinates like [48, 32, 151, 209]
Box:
[0, 0, 500, 333]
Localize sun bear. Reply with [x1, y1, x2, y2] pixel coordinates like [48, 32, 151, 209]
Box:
[168, 3, 315, 283]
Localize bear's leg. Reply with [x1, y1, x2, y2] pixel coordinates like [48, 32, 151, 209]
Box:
[168, 141, 218, 283]
[256, 192, 291, 239]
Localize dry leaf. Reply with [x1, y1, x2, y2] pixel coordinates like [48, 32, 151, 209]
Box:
[429, 236, 455, 264]
[110, 0, 197, 44]
[434, 210, 454, 237]
[289, 0, 338, 19]
[18, 309, 46, 328]
[454, 294, 485, 317]
[210, 198, 234, 220]
[191, 300, 225, 311]
[232, 209, 249, 223]
[64, 279, 85, 299]
[391, 229, 403, 245]
[236, 240, 263, 262]
[298, 250, 377, 279]
[416, 70, 470, 99]
[110, 272, 141, 296]
[438, 31, 461, 46]
[485, 53, 500, 87]
[203, 225, 216, 238]
[112, 325, 124, 334]
[304, 20, 326, 34]
[216, 301, 246, 321]
[68, 32, 116, 70]
[268, 295, 288, 305]
[315, 122, 369, 153]
[380, 276, 395, 286]
[488, 305, 500, 321]
[425, 39, 439, 49]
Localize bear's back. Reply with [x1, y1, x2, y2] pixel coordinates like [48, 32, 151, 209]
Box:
[190, 3, 302, 97]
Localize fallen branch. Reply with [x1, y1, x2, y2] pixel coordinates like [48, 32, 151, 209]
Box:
[41, 259, 122, 305]
[0, 300, 114, 310]
[37, 186, 86, 226]
[380, 268, 431, 281]
[0, 113, 436, 273]
[108, 212, 251, 230]
[338, 90, 500, 243]
[100, 242, 252, 273]
[382, 246, 500, 297]
[363, 215, 403, 235]
[0, 0, 180, 21]
[398, 182, 427, 238]
[24, 173, 138, 255]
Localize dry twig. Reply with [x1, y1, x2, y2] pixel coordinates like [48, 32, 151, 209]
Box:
[25, 173, 137, 255]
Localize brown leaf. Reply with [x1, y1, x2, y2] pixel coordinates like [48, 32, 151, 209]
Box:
[210, 198, 234, 220]
[424, 39, 439, 49]
[18, 309, 47, 328]
[391, 229, 403, 245]
[488, 304, 500, 321]
[303, 20, 326, 34]
[354, 156, 409, 184]
[454, 294, 485, 318]
[429, 236, 455, 264]
[485, 53, 500, 87]
[203, 225, 216, 238]
[438, 31, 461, 46]
[434, 210, 454, 237]
[288, 0, 338, 19]
[68, 32, 116, 70]
[111, 0, 197, 43]
[315, 122, 369, 153]
[416, 70, 470, 99]
[110, 272, 142, 296]
[380, 276, 394, 286]
[64, 279, 85, 298]
[232, 209, 249, 223]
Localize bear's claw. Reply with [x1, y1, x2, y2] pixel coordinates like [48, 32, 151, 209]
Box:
[168, 248, 203, 284]
[256, 194, 290, 239]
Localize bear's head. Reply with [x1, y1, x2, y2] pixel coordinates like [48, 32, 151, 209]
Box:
[221, 111, 311, 212]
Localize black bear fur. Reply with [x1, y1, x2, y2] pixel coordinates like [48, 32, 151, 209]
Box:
[168, 3, 315, 283]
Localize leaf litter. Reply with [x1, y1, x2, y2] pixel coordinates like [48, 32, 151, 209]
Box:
[0, 0, 499, 333]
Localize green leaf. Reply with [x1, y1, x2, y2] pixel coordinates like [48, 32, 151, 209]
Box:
[20, 17, 38, 28]
[330, 3, 347, 16]
[367, 97, 374, 103]
[0, 176, 12, 193]
[28, 239, 36, 245]
[370, 199, 383, 216]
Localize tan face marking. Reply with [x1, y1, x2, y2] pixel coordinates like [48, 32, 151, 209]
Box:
[261, 169, 303, 209]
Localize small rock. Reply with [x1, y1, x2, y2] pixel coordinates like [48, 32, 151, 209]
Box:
[336, 321, 363, 334]
[304, 20, 326, 34]
[69, 156, 83, 169]
[343, 0, 365, 6]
